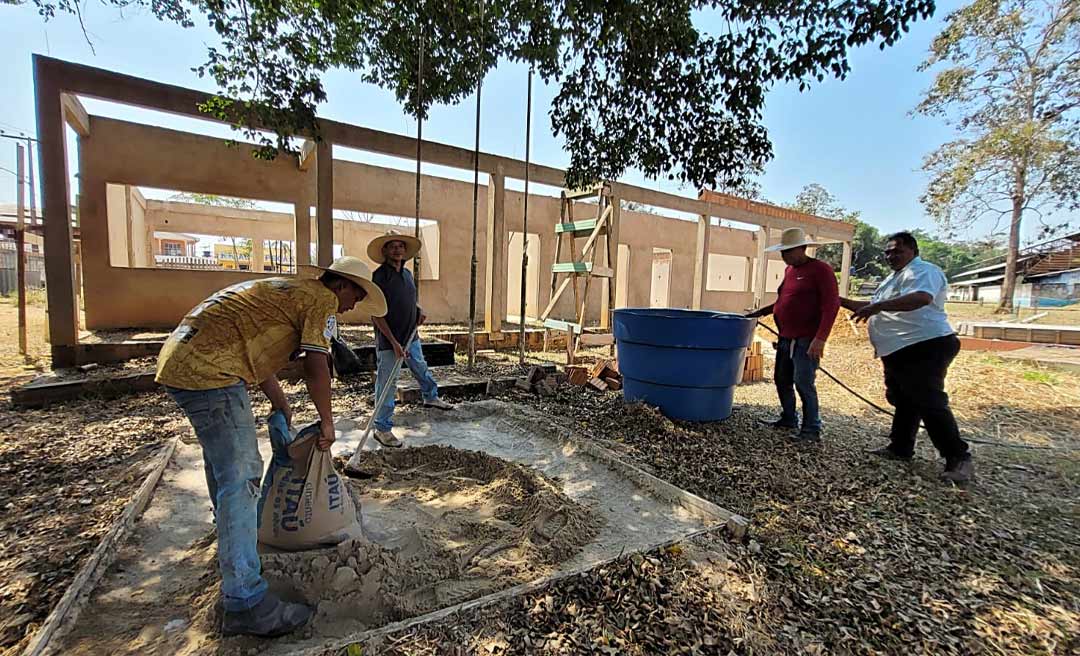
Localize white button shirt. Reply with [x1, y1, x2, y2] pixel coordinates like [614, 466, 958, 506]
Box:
[868, 257, 955, 358]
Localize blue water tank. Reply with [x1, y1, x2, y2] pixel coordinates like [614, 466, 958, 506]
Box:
[613, 308, 756, 421]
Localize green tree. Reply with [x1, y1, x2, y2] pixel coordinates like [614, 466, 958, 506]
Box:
[911, 230, 1003, 278]
[915, 0, 1080, 312]
[23, 0, 935, 190]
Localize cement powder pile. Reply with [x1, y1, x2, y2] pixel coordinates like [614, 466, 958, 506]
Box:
[189, 444, 601, 647]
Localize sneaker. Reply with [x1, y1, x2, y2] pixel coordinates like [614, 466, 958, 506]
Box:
[423, 398, 454, 410]
[222, 593, 312, 637]
[868, 446, 913, 462]
[759, 418, 798, 430]
[373, 430, 403, 448]
[941, 456, 974, 483]
[791, 431, 821, 443]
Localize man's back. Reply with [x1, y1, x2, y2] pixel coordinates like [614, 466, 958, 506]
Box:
[156, 277, 338, 390]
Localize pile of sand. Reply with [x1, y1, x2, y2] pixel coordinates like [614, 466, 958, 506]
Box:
[190, 445, 600, 647]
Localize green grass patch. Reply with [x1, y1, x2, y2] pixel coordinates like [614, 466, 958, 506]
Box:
[1022, 370, 1058, 385]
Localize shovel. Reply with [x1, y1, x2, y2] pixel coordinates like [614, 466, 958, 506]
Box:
[343, 327, 419, 476]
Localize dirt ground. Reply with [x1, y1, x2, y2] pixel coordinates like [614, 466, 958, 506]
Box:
[0, 302, 1077, 655]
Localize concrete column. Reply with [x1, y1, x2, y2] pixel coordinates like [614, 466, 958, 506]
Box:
[691, 213, 711, 310]
[251, 238, 265, 273]
[806, 234, 817, 258]
[315, 140, 334, 266]
[753, 225, 769, 308]
[840, 240, 853, 296]
[35, 57, 80, 366]
[600, 195, 622, 330]
[484, 167, 506, 334]
[294, 202, 312, 267]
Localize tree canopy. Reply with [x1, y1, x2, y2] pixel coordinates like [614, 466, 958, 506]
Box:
[21, 0, 934, 189]
[914, 0, 1079, 310]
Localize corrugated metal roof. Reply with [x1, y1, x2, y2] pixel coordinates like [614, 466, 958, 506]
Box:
[950, 274, 1005, 286]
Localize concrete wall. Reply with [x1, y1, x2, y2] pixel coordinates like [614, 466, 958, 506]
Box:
[79, 116, 786, 330]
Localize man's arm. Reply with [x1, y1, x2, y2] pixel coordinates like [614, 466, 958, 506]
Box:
[259, 375, 292, 426]
[839, 297, 871, 312]
[851, 292, 933, 323]
[745, 303, 775, 318]
[808, 266, 841, 360]
[373, 316, 406, 359]
[302, 352, 335, 450]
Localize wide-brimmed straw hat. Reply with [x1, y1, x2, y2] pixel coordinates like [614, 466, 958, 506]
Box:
[366, 229, 422, 263]
[299, 256, 387, 317]
[765, 227, 821, 252]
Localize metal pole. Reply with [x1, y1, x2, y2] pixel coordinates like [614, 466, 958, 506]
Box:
[467, 0, 485, 370]
[518, 69, 533, 366]
[15, 143, 27, 356]
[413, 26, 425, 298]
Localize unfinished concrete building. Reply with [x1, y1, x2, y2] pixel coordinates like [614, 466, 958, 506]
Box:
[33, 56, 855, 368]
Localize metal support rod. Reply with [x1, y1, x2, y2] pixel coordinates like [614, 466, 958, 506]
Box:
[413, 27, 425, 298]
[518, 68, 533, 367]
[467, 0, 485, 370]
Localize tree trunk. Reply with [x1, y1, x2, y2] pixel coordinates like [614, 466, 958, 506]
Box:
[996, 186, 1025, 314]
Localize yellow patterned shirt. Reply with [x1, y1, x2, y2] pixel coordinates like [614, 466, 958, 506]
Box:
[155, 277, 339, 390]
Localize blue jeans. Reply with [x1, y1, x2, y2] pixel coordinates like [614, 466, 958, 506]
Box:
[774, 337, 821, 434]
[373, 339, 440, 432]
[167, 383, 268, 612]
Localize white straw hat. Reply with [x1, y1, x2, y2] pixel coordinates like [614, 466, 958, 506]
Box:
[765, 227, 821, 252]
[366, 229, 422, 264]
[299, 256, 387, 317]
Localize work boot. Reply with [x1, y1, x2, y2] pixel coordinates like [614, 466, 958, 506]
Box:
[423, 398, 455, 411]
[941, 456, 974, 484]
[758, 417, 798, 431]
[373, 430, 403, 448]
[791, 431, 820, 444]
[222, 593, 312, 638]
[868, 445, 913, 462]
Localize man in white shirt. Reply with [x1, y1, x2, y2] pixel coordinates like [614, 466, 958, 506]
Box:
[839, 232, 973, 483]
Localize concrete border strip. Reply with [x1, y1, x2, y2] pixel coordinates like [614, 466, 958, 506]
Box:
[21, 437, 180, 656]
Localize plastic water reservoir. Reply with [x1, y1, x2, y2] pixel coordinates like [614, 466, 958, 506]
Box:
[613, 308, 756, 421]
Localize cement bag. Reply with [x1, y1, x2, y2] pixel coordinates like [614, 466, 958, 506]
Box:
[258, 411, 363, 551]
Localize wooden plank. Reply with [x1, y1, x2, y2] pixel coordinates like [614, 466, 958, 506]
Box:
[578, 333, 615, 346]
[60, 93, 90, 137]
[396, 365, 556, 403]
[552, 262, 592, 273]
[540, 276, 573, 321]
[20, 437, 178, 656]
[577, 205, 613, 258]
[543, 318, 582, 334]
[563, 184, 606, 200]
[15, 143, 27, 355]
[590, 265, 614, 278]
[554, 219, 604, 235]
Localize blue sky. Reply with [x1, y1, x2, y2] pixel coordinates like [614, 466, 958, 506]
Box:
[0, 0, 1066, 242]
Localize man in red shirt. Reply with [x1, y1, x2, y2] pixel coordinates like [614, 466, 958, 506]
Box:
[747, 227, 840, 442]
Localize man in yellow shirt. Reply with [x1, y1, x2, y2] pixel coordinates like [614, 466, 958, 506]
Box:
[156, 256, 386, 637]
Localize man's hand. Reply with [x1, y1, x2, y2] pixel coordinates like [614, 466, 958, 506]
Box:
[852, 303, 882, 324]
[317, 417, 335, 451]
[807, 338, 826, 361]
[392, 340, 407, 360]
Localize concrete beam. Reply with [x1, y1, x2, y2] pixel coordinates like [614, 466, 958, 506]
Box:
[484, 168, 507, 334]
[35, 56, 80, 366]
[692, 214, 711, 310]
[316, 140, 334, 266]
[61, 93, 90, 137]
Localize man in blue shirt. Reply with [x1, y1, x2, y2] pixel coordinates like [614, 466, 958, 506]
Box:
[840, 232, 973, 483]
[368, 230, 453, 448]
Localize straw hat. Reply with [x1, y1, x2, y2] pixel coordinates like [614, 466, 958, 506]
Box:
[765, 227, 821, 252]
[366, 229, 422, 264]
[299, 256, 387, 317]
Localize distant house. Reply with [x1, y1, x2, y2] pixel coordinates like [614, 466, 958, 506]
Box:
[154, 232, 199, 257]
[949, 232, 1080, 307]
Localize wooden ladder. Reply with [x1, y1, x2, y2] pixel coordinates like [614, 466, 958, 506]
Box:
[540, 183, 617, 364]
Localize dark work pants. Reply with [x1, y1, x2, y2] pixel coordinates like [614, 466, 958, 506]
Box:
[881, 334, 969, 461]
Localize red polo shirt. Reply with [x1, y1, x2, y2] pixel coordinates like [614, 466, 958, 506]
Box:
[773, 259, 840, 341]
